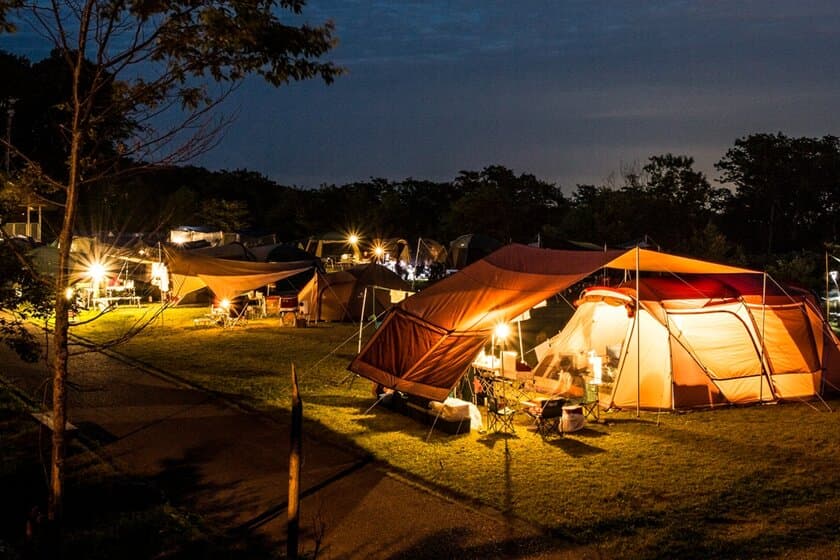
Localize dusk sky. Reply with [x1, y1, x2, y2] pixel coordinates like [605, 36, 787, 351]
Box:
[5, 1, 840, 191]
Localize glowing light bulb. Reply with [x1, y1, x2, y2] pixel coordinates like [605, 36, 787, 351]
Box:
[88, 262, 106, 282]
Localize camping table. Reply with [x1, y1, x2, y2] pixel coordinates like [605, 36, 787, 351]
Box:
[92, 295, 143, 309]
[470, 364, 532, 430]
[470, 364, 499, 401]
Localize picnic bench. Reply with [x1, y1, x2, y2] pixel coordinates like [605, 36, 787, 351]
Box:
[93, 295, 142, 309]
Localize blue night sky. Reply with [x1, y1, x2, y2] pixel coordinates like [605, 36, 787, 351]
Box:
[5, 1, 840, 190]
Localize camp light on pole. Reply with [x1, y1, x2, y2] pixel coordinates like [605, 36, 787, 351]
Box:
[87, 262, 106, 282]
[348, 234, 359, 246]
[220, 298, 230, 309]
[494, 322, 511, 341]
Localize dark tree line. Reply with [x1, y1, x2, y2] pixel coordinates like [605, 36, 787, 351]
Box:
[4, 49, 840, 291]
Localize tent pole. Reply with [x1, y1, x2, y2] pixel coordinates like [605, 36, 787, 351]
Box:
[635, 245, 640, 418]
[517, 320, 524, 360]
[760, 272, 767, 402]
[413, 237, 422, 291]
[603, 242, 607, 285]
[357, 287, 368, 354]
[827, 251, 831, 321]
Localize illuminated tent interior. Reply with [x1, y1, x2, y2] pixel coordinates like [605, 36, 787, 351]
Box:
[348, 244, 840, 407]
[532, 276, 840, 411]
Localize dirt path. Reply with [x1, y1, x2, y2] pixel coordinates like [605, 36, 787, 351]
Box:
[1, 330, 588, 558]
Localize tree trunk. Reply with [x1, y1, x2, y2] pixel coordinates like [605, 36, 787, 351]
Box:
[48, 62, 84, 534]
[48, 177, 78, 530]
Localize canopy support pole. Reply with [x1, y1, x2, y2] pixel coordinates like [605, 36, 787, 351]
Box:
[635, 245, 640, 418]
[413, 237, 422, 291]
[827, 251, 831, 321]
[760, 272, 768, 402]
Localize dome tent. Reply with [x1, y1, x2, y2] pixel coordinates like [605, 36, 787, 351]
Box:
[532, 276, 840, 411]
[298, 263, 412, 322]
[447, 234, 502, 270]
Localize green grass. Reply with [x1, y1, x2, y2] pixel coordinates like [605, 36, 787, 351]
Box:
[67, 304, 840, 559]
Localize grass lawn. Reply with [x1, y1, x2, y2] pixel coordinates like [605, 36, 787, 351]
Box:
[67, 303, 840, 559]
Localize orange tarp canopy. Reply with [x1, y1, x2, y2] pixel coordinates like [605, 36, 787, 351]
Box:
[166, 248, 314, 301]
[605, 248, 754, 274]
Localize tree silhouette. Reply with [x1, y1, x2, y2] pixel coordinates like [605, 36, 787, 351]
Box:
[0, 0, 342, 537]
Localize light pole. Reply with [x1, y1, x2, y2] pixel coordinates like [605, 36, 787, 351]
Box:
[4, 97, 16, 174]
[347, 233, 359, 263]
[494, 322, 511, 375]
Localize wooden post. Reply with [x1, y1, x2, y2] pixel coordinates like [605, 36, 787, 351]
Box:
[287, 363, 302, 559]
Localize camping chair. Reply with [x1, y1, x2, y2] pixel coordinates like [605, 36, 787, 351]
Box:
[209, 305, 230, 327]
[524, 397, 566, 438]
[580, 381, 600, 422]
[226, 298, 250, 327]
[486, 395, 516, 435]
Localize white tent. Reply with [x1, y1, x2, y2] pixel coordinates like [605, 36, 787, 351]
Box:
[532, 275, 840, 411]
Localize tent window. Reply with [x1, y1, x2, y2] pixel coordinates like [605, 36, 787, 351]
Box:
[748, 304, 819, 374]
[669, 311, 761, 379]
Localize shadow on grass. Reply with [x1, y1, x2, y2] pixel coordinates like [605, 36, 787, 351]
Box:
[547, 463, 840, 560]
[476, 431, 520, 449]
[1, 428, 279, 559]
[543, 434, 607, 457]
[304, 392, 376, 411]
[597, 416, 660, 427]
[386, 527, 585, 560]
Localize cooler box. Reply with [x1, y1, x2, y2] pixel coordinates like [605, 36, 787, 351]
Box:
[265, 295, 280, 314]
[279, 295, 298, 312]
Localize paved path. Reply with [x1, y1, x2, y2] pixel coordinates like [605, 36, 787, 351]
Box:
[1, 331, 587, 559]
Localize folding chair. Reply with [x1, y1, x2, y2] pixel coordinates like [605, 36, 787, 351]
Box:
[525, 397, 565, 438]
[227, 305, 248, 327]
[486, 395, 516, 434]
[580, 381, 601, 422]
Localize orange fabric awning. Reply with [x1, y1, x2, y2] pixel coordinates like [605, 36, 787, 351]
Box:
[166, 248, 314, 301]
[605, 248, 756, 274]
